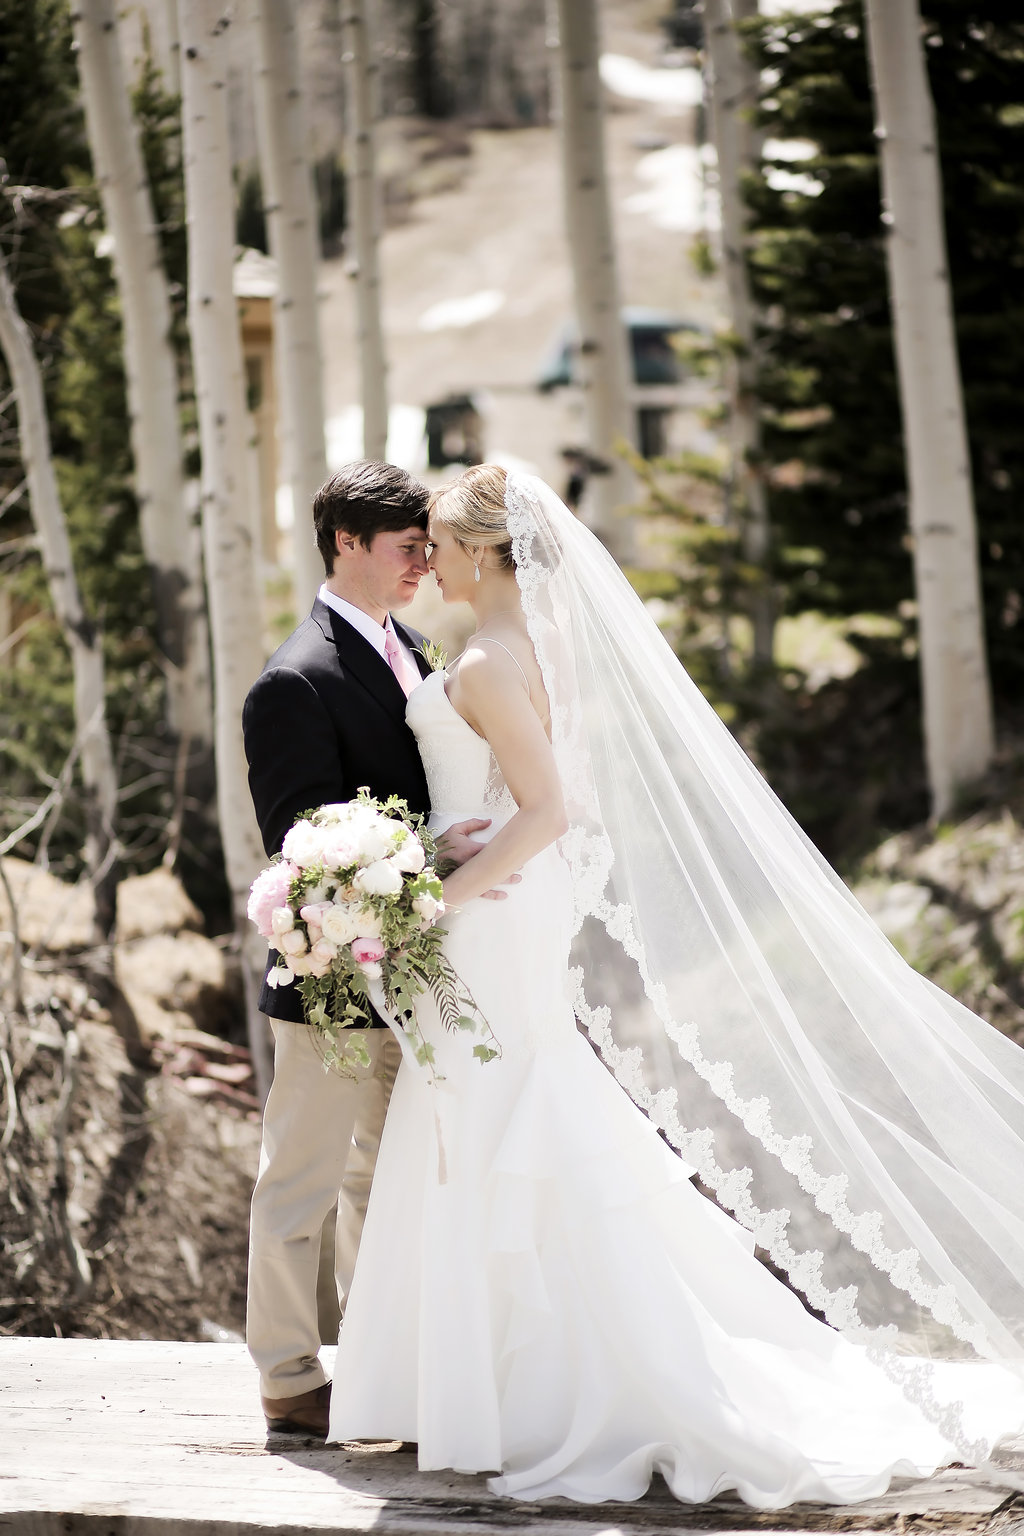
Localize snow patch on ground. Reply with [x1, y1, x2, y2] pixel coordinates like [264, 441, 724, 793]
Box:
[625, 143, 716, 233]
[600, 54, 703, 110]
[418, 290, 506, 331]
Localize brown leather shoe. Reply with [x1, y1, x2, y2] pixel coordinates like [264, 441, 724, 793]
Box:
[262, 1380, 331, 1438]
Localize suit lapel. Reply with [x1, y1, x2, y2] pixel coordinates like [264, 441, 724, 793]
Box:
[312, 599, 409, 722]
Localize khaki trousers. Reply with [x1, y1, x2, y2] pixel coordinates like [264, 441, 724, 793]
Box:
[246, 1020, 401, 1398]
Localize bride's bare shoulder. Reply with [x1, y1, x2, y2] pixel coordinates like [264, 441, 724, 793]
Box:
[452, 638, 528, 700]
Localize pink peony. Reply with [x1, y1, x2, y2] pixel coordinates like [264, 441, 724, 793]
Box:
[299, 901, 332, 941]
[350, 937, 386, 966]
[247, 862, 298, 940]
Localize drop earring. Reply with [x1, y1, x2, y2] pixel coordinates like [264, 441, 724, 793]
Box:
[473, 563, 481, 583]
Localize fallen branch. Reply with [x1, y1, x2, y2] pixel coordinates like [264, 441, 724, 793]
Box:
[0, 856, 24, 1014]
[0, 1029, 18, 1155]
[50, 1003, 93, 1299]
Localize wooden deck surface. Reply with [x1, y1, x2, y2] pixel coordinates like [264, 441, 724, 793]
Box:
[2, 1339, 1024, 1536]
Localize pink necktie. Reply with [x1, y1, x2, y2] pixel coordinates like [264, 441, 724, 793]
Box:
[384, 617, 421, 698]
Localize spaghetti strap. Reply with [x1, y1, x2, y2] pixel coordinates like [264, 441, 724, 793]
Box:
[473, 636, 531, 690]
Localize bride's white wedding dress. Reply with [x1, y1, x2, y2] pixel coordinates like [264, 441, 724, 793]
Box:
[327, 668, 1024, 1508]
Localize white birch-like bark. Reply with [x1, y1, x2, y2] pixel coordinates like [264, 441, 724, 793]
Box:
[341, 0, 389, 461]
[178, 0, 272, 1095]
[704, 0, 773, 664]
[0, 253, 119, 923]
[249, 0, 329, 608]
[72, 0, 212, 749]
[555, 0, 634, 561]
[863, 0, 994, 817]
[159, 0, 182, 94]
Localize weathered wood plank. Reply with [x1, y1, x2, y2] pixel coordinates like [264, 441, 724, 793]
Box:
[1, 1339, 1021, 1536]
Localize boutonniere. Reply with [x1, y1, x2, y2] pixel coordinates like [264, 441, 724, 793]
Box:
[421, 640, 448, 674]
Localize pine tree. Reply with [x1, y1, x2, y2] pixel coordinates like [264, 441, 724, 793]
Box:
[747, 2, 1024, 699]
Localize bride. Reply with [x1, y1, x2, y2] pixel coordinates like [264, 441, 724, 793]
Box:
[327, 465, 1024, 1507]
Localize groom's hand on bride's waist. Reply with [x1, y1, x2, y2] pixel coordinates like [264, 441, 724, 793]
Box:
[436, 818, 522, 901]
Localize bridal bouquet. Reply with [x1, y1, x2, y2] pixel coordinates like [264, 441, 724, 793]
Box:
[246, 790, 498, 1080]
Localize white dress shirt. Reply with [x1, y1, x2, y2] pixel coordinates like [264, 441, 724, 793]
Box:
[318, 583, 418, 671]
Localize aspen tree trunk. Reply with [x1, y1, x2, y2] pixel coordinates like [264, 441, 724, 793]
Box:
[250, 0, 329, 609]
[160, 0, 182, 94]
[341, 0, 389, 461]
[73, 0, 213, 752]
[119, 0, 182, 94]
[178, 0, 273, 1096]
[0, 254, 119, 936]
[863, 0, 994, 818]
[555, 0, 634, 561]
[704, 0, 773, 665]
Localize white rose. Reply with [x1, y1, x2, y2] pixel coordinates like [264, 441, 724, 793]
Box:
[310, 937, 338, 965]
[281, 820, 325, 867]
[392, 835, 425, 874]
[321, 903, 360, 946]
[280, 928, 308, 956]
[353, 905, 383, 939]
[271, 906, 294, 936]
[289, 954, 312, 976]
[320, 828, 361, 871]
[412, 893, 443, 923]
[358, 960, 383, 981]
[353, 858, 404, 898]
[354, 823, 394, 864]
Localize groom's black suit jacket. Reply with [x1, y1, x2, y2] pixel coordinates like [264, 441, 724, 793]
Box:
[243, 597, 432, 1023]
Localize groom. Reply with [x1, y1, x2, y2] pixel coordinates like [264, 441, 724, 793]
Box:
[243, 460, 490, 1437]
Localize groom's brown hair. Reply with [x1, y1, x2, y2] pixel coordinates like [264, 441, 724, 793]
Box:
[313, 460, 429, 574]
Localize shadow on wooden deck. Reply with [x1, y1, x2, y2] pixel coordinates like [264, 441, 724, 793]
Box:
[3, 1339, 1024, 1536]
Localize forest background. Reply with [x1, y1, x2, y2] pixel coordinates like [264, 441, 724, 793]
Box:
[2, 0, 1024, 1341]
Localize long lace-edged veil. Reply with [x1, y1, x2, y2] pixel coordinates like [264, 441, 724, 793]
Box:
[504, 470, 1024, 1464]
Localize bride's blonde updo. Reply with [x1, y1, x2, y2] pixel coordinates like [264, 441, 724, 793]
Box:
[428, 464, 514, 571]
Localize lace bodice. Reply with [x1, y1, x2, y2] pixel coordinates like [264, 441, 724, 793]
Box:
[406, 670, 517, 821]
